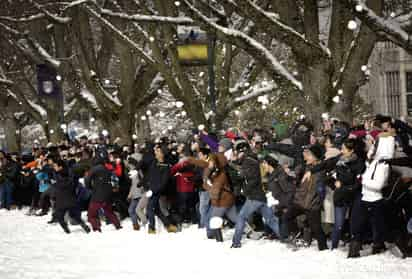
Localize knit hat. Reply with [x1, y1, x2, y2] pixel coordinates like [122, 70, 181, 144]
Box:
[304, 144, 324, 160]
[219, 138, 233, 152]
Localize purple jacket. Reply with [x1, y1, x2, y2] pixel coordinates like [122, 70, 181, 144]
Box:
[199, 133, 219, 153]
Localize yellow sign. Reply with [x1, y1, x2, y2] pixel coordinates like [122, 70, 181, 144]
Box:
[177, 44, 208, 65]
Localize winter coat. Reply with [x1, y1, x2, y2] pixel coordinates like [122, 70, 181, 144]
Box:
[170, 160, 195, 193]
[35, 165, 53, 193]
[311, 153, 365, 206]
[85, 164, 114, 202]
[0, 159, 19, 185]
[238, 152, 266, 202]
[267, 167, 295, 210]
[199, 133, 219, 153]
[362, 133, 395, 202]
[294, 165, 326, 211]
[54, 170, 77, 210]
[147, 160, 171, 195]
[187, 153, 235, 208]
[128, 170, 143, 200]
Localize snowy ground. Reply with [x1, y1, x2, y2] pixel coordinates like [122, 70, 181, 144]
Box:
[1, 209, 412, 279]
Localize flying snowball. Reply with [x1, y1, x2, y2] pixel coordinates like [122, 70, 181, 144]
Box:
[244, 82, 250, 87]
[104, 79, 110, 85]
[159, 111, 165, 118]
[199, 71, 205, 77]
[90, 117, 95, 122]
[198, 124, 205, 131]
[146, 110, 152, 116]
[355, 4, 363, 12]
[50, 129, 54, 134]
[361, 65, 368, 72]
[347, 20, 357, 30]
[149, 36, 155, 42]
[174, 1, 180, 6]
[60, 124, 67, 130]
[209, 217, 223, 229]
[181, 111, 187, 117]
[141, 115, 147, 120]
[168, 125, 173, 130]
[333, 96, 340, 103]
[56, 75, 62, 81]
[390, 12, 396, 18]
[102, 130, 109, 137]
[132, 134, 138, 140]
[338, 89, 343, 95]
[175, 101, 184, 108]
[262, 105, 267, 110]
[322, 112, 330, 120]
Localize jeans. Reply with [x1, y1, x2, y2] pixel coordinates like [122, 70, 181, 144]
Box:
[206, 206, 238, 238]
[232, 199, 280, 245]
[407, 218, 412, 234]
[0, 182, 14, 209]
[128, 198, 141, 225]
[331, 206, 348, 249]
[147, 193, 171, 230]
[198, 191, 211, 228]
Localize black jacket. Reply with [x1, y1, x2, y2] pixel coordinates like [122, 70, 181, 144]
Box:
[85, 164, 113, 202]
[148, 160, 171, 195]
[267, 167, 295, 210]
[239, 152, 265, 202]
[54, 170, 77, 210]
[311, 154, 365, 206]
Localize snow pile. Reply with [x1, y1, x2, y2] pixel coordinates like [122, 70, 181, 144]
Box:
[0, 210, 411, 279]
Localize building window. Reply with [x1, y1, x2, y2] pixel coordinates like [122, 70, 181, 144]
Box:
[406, 72, 412, 116]
[386, 71, 400, 118]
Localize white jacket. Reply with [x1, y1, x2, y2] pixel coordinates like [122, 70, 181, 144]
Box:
[361, 135, 395, 202]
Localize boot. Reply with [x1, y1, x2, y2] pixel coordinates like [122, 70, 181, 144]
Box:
[372, 243, 387, 255]
[80, 222, 91, 233]
[347, 240, 361, 258]
[133, 224, 140, 231]
[167, 224, 178, 233]
[148, 228, 156, 234]
[215, 229, 223, 242]
[61, 223, 71, 234]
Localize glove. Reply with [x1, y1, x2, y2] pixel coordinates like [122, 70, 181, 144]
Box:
[146, 190, 153, 198]
[266, 192, 279, 207]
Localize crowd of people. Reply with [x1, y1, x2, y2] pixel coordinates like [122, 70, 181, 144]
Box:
[1, 114, 412, 259]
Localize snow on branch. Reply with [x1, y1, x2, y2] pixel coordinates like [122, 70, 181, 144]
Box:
[27, 100, 47, 118]
[24, 36, 61, 68]
[182, 0, 303, 92]
[230, 81, 277, 107]
[346, 0, 412, 52]
[84, 6, 156, 65]
[99, 8, 194, 25]
[0, 13, 45, 23]
[28, 0, 71, 24]
[79, 88, 101, 112]
[0, 78, 14, 86]
[222, 0, 330, 60]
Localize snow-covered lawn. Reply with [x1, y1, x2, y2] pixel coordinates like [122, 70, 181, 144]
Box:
[0, 209, 411, 279]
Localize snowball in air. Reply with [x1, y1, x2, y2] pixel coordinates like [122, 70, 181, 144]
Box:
[159, 111, 165, 118]
[390, 12, 396, 18]
[102, 130, 109, 137]
[198, 124, 205, 131]
[157, 89, 162, 94]
[90, 117, 95, 122]
[181, 111, 187, 117]
[141, 115, 147, 120]
[262, 105, 267, 110]
[355, 5, 363, 12]
[56, 75, 62, 81]
[104, 79, 110, 85]
[168, 125, 173, 130]
[361, 65, 368, 72]
[338, 89, 343, 95]
[244, 82, 250, 87]
[50, 129, 54, 134]
[60, 124, 67, 130]
[174, 1, 180, 6]
[333, 96, 340, 103]
[322, 112, 330, 120]
[146, 110, 152, 116]
[149, 36, 155, 42]
[234, 110, 240, 116]
[347, 20, 357, 30]
[132, 134, 138, 140]
[199, 71, 205, 77]
[175, 101, 184, 108]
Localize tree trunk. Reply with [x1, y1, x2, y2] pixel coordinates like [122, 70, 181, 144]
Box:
[4, 117, 20, 153]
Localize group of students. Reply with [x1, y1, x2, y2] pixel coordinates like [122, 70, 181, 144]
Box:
[1, 114, 412, 259]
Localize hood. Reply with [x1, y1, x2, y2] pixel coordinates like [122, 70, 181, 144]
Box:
[374, 136, 395, 160]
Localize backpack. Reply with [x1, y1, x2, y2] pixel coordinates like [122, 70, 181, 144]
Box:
[224, 163, 244, 196]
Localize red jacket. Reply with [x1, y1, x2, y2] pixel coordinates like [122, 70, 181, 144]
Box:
[170, 161, 195, 193]
[105, 162, 122, 177]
